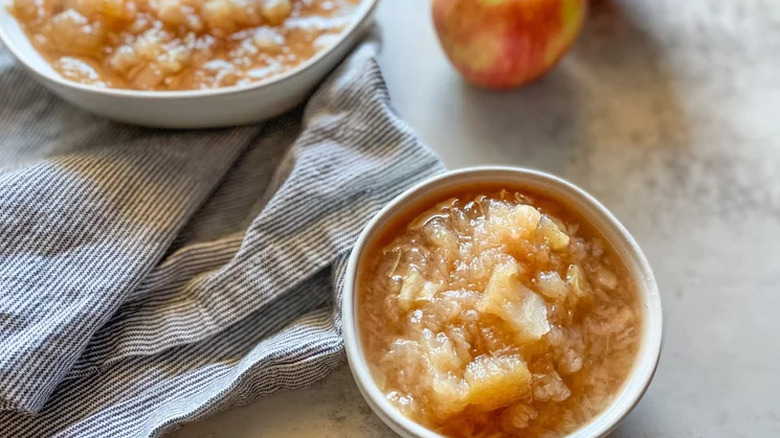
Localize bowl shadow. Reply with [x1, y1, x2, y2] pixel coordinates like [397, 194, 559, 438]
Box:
[454, 0, 690, 182]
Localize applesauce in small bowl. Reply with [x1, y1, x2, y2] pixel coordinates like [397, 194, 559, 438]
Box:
[343, 167, 662, 438]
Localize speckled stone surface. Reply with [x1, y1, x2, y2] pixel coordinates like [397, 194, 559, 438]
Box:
[171, 0, 780, 436]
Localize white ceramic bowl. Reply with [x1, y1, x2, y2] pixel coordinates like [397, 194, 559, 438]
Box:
[0, 0, 378, 128]
[343, 166, 663, 438]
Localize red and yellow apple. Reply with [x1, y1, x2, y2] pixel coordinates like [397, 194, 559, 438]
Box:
[432, 0, 588, 89]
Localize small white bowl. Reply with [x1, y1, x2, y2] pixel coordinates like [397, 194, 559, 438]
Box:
[343, 166, 663, 438]
[0, 0, 378, 128]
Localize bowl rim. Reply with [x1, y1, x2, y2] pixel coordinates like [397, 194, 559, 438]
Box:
[0, 0, 379, 99]
[343, 165, 664, 438]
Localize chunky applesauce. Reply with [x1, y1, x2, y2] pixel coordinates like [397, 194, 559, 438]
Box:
[9, 0, 361, 90]
[358, 188, 641, 437]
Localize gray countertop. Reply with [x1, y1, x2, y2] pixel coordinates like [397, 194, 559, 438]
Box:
[172, 0, 780, 436]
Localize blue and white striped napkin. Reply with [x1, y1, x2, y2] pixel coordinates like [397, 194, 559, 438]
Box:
[0, 38, 444, 437]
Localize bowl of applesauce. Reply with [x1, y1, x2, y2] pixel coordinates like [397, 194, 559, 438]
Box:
[0, 0, 377, 127]
[343, 166, 663, 438]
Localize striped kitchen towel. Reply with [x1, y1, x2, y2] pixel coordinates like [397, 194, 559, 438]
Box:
[0, 37, 444, 437]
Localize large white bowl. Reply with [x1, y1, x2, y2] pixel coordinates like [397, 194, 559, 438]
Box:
[0, 0, 378, 128]
[343, 166, 664, 438]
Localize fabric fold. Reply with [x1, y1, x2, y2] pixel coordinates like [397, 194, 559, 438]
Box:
[67, 42, 442, 380]
[0, 37, 444, 437]
[0, 129, 255, 413]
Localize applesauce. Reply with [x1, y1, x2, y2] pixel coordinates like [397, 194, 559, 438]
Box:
[358, 188, 641, 437]
[8, 0, 361, 90]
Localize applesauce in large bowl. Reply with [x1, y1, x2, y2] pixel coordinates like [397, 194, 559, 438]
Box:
[8, 0, 361, 90]
[357, 186, 642, 438]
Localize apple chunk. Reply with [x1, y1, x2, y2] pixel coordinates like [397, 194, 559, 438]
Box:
[463, 354, 532, 411]
[478, 260, 551, 340]
[398, 267, 440, 310]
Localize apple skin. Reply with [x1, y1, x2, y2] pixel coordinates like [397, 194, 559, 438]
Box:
[432, 0, 588, 89]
